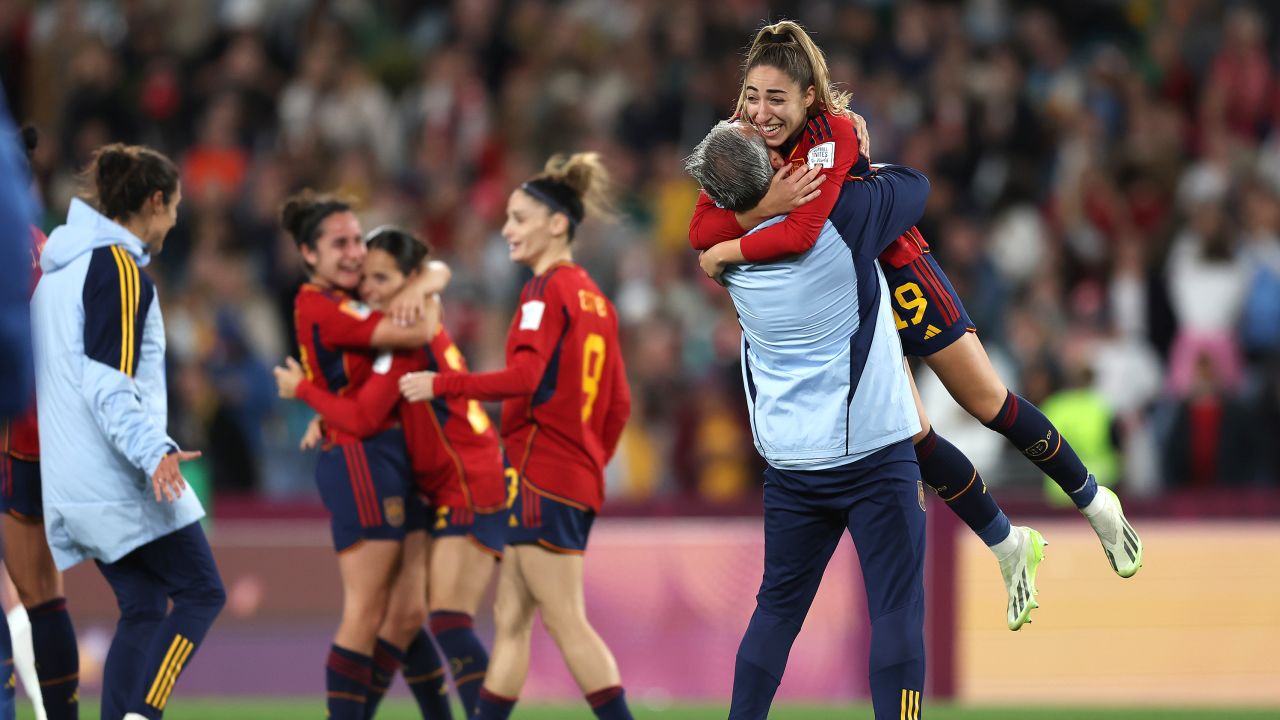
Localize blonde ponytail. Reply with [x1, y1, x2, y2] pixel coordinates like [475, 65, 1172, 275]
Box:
[533, 152, 616, 224]
[733, 20, 850, 120]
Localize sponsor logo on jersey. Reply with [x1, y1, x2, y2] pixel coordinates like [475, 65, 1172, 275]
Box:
[807, 141, 836, 169]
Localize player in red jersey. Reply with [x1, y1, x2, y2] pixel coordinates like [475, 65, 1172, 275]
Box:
[0, 125, 79, 720]
[276, 227, 503, 716]
[280, 191, 453, 720]
[399, 153, 633, 720]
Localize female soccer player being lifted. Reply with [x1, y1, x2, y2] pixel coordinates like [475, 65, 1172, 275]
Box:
[276, 227, 505, 717]
[400, 153, 633, 720]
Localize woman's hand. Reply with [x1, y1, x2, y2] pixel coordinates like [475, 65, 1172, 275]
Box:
[737, 164, 824, 230]
[273, 357, 305, 399]
[851, 110, 871, 163]
[300, 416, 324, 450]
[151, 450, 199, 503]
[400, 371, 438, 402]
[386, 284, 428, 328]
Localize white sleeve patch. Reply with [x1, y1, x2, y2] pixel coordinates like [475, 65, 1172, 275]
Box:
[372, 351, 393, 375]
[518, 300, 546, 331]
[807, 141, 835, 169]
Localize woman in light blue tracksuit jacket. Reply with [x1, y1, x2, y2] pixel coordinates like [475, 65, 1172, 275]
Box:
[31, 144, 224, 720]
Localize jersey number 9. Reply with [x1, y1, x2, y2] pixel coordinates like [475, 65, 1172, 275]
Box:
[581, 333, 606, 422]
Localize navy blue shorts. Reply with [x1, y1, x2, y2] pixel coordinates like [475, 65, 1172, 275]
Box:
[429, 502, 507, 558]
[882, 252, 976, 357]
[0, 456, 41, 521]
[506, 477, 594, 554]
[315, 429, 424, 552]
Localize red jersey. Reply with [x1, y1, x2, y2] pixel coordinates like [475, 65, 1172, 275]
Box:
[292, 283, 394, 445]
[3, 228, 46, 461]
[687, 111, 931, 268]
[297, 325, 506, 510]
[690, 109, 859, 261]
[433, 263, 631, 512]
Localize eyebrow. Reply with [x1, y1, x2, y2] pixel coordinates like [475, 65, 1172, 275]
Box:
[745, 85, 789, 95]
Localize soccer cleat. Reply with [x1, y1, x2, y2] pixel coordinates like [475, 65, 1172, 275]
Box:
[998, 526, 1047, 631]
[1083, 485, 1143, 578]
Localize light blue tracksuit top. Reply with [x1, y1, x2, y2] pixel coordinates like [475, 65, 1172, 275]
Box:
[31, 199, 204, 570]
[723, 165, 931, 471]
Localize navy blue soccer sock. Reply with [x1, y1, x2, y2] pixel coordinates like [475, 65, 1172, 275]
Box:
[429, 611, 487, 715]
[475, 688, 516, 720]
[586, 686, 633, 720]
[915, 428, 1011, 545]
[326, 644, 372, 720]
[401, 629, 452, 719]
[364, 638, 404, 719]
[0, 604, 13, 720]
[27, 598, 79, 720]
[985, 391, 1095, 508]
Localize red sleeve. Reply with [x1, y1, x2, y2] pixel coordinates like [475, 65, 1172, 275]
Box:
[689, 191, 748, 251]
[433, 279, 568, 401]
[738, 115, 856, 262]
[313, 295, 383, 349]
[296, 352, 411, 436]
[432, 348, 546, 401]
[600, 343, 630, 460]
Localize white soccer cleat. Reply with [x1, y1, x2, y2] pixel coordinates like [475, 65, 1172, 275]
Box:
[997, 526, 1047, 631]
[1083, 484, 1143, 578]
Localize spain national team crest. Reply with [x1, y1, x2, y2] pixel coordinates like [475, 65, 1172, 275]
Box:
[918, 481, 926, 511]
[1024, 430, 1053, 458]
[384, 497, 405, 528]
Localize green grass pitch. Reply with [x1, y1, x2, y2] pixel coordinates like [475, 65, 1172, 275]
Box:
[18, 699, 1277, 719]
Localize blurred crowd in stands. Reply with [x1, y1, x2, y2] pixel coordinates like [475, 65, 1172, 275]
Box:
[4, 0, 1280, 506]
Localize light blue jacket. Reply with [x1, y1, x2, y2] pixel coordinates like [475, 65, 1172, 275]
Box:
[724, 165, 929, 471]
[31, 199, 204, 570]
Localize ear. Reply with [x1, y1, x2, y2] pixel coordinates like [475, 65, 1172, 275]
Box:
[803, 85, 816, 110]
[547, 212, 571, 238]
[149, 190, 167, 214]
[299, 243, 319, 268]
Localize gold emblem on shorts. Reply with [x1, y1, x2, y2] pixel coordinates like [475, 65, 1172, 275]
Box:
[918, 481, 926, 511]
[435, 506, 450, 530]
[384, 497, 405, 528]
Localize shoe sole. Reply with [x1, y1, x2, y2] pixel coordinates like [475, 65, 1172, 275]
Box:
[1008, 529, 1047, 631]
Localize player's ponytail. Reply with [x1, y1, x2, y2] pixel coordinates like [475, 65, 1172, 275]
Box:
[366, 226, 429, 276]
[733, 20, 850, 120]
[81, 143, 179, 222]
[280, 189, 352, 252]
[521, 152, 615, 241]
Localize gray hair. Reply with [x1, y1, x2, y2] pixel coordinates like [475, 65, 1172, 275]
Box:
[684, 121, 773, 213]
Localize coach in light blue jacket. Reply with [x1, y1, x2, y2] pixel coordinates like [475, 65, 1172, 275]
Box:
[33, 196, 204, 569]
[686, 121, 930, 720]
[32, 144, 223, 720]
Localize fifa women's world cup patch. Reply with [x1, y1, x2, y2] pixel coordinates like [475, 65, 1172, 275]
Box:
[519, 300, 546, 330]
[807, 141, 835, 169]
[339, 299, 372, 320]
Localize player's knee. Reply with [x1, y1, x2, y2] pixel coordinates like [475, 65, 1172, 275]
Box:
[867, 602, 925, 672]
[389, 600, 428, 640]
[965, 385, 1011, 424]
[539, 604, 589, 641]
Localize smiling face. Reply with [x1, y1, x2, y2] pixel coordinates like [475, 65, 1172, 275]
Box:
[358, 248, 410, 309]
[501, 189, 568, 269]
[299, 211, 365, 291]
[742, 64, 815, 149]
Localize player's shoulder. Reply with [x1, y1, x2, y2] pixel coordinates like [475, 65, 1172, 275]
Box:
[84, 244, 153, 294]
[799, 110, 853, 170]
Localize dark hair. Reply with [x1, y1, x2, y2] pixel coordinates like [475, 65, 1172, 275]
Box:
[19, 125, 37, 163]
[366, 226, 429, 275]
[734, 20, 849, 119]
[279, 189, 353, 251]
[83, 143, 179, 221]
[521, 152, 614, 241]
